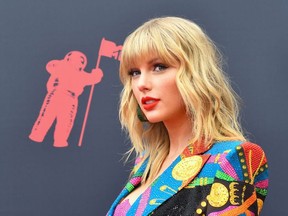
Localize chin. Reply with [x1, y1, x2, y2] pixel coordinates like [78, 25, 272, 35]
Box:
[146, 115, 164, 124]
[147, 119, 162, 124]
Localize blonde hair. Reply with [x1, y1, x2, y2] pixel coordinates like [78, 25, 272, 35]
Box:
[119, 17, 246, 183]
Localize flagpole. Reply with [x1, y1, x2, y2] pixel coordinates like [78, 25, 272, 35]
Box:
[78, 55, 101, 147]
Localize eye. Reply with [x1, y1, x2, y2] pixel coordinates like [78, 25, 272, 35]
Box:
[153, 63, 168, 72]
[128, 69, 141, 77]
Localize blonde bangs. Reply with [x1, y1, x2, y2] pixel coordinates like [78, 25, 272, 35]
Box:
[120, 22, 180, 85]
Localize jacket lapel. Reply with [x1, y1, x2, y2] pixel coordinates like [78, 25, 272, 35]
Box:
[106, 157, 149, 216]
[127, 144, 211, 216]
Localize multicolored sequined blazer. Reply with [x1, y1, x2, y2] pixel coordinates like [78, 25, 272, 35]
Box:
[107, 140, 268, 216]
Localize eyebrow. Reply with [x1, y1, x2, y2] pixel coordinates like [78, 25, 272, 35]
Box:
[129, 57, 162, 70]
[147, 57, 161, 65]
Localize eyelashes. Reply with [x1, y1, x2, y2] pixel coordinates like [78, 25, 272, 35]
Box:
[128, 63, 169, 77]
[153, 63, 168, 72]
[128, 69, 141, 77]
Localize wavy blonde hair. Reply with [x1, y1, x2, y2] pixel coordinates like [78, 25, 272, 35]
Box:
[119, 17, 246, 183]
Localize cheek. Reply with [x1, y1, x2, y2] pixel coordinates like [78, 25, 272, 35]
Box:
[167, 82, 185, 110]
[164, 79, 181, 98]
[131, 84, 141, 103]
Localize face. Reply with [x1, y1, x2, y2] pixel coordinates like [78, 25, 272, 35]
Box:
[130, 56, 186, 124]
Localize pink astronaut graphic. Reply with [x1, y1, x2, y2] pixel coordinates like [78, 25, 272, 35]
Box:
[29, 38, 122, 148]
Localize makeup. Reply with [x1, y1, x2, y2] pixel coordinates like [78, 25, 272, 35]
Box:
[141, 96, 160, 111]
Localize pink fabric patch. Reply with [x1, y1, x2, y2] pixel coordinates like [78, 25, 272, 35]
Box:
[130, 177, 141, 185]
[208, 206, 237, 216]
[220, 158, 239, 180]
[207, 155, 217, 163]
[113, 199, 131, 216]
[135, 187, 151, 216]
[255, 179, 269, 188]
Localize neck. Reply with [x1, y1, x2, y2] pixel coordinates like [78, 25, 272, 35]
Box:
[163, 114, 193, 159]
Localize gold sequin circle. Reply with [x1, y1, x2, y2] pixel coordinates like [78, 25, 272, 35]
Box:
[172, 156, 203, 181]
[207, 183, 229, 207]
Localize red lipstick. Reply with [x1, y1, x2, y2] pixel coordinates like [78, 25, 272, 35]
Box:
[141, 96, 160, 111]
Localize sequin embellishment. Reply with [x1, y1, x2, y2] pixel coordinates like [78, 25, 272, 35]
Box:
[172, 156, 203, 181]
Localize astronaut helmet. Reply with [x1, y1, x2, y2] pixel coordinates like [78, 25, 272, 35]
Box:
[64, 51, 87, 71]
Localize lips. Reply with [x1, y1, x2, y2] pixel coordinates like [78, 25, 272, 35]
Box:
[141, 96, 160, 111]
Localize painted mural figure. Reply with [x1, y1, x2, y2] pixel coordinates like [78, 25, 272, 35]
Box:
[29, 51, 103, 147]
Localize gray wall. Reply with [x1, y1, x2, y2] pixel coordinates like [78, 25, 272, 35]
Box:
[1, 0, 287, 215]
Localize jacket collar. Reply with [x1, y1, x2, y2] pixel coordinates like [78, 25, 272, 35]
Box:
[107, 142, 211, 216]
[106, 157, 148, 216]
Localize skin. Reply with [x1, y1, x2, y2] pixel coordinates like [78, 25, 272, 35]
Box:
[124, 56, 193, 205]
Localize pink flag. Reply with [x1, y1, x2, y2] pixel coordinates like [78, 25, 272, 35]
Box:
[78, 38, 122, 147]
[98, 38, 122, 60]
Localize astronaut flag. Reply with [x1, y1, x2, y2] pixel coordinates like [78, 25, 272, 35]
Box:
[78, 38, 122, 147]
[29, 38, 122, 148]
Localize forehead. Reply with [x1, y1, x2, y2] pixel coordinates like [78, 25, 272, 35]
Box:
[128, 54, 161, 68]
[124, 43, 179, 67]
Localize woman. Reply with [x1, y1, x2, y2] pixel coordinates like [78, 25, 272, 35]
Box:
[107, 17, 268, 216]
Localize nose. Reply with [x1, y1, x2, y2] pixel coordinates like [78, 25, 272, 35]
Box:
[137, 72, 151, 92]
